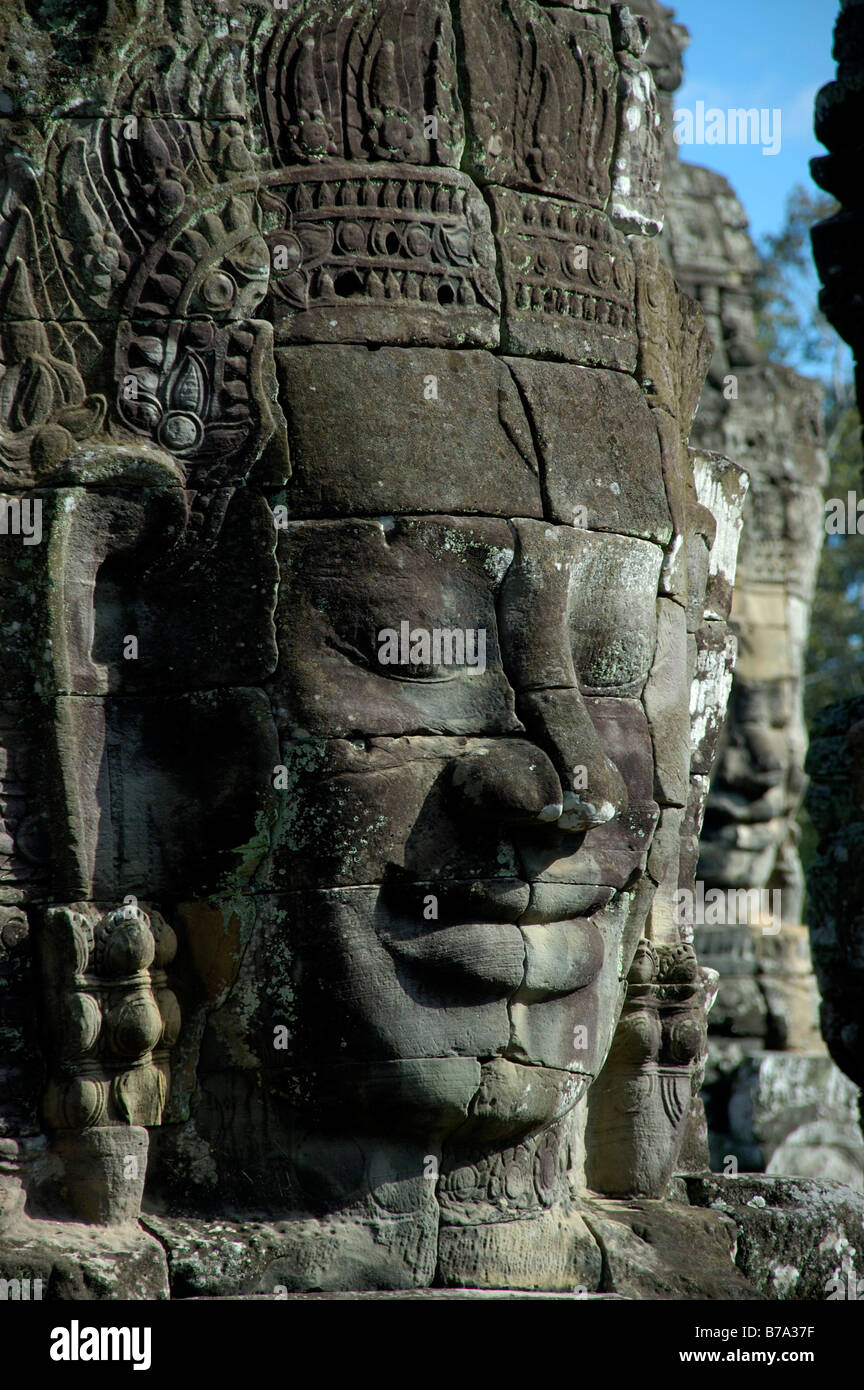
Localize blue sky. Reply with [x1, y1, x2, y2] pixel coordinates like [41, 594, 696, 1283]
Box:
[672, 0, 839, 245]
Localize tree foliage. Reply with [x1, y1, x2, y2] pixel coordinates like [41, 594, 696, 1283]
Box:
[754, 186, 863, 872]
[755, 185, 847, 385]
[805, 403, 864, 721]
[753, 184, 862, 721]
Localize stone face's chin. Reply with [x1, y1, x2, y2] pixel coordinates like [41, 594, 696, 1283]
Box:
[262, 881, 639, 1147]
[291, 1055, 593, 1149]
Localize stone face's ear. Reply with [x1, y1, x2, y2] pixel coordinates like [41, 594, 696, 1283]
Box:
[584, 938, 707, 1196]
[582, 448, 747, 1199]
[31, 901, 178, 1224]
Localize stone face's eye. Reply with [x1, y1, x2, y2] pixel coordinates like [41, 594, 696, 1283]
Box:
[567, 533, 662, 696]
[272, 518, 519, 739]
[371, 623, 486, 682]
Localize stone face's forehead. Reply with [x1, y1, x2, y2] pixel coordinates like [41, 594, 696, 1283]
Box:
[503, 360, 671, 541]
[276, 346, 542, 517]
[276, 346, 672, 537]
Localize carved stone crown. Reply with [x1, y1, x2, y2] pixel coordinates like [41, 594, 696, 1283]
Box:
[260, 1, 463, 171]
[4, 0, 664, 493]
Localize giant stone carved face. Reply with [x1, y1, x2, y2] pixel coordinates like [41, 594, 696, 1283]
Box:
[0, 0, 745, 1291]
[255, 349, 669, 1144]
[183, 300, 737, 1237]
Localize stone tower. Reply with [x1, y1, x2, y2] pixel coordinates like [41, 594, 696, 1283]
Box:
[3, 0, 858, 1300]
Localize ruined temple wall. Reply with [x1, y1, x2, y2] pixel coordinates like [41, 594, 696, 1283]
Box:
[630, 0, 827, 1050]
[665, 154, 826, 1054]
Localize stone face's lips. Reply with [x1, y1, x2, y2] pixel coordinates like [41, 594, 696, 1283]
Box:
[382, 910, 606, 999]
[520, 882, 615, 924]
[381, 879, 531, 924]
[520, 919, 605, 997]
[381, 879, 615, 927]
[383, 921, 526, 992]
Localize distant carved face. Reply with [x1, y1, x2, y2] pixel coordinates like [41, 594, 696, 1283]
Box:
[700, 675, 803, 891]
[247, 342, 689, 1146]
[697, 441, 824, 918]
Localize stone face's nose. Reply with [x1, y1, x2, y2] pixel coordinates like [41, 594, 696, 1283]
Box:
[449, 740, 566, 826]
[516, 687, 627, 830]
[494, 520, 628, 831]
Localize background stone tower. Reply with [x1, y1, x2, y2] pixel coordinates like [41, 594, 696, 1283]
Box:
[630, 0, 863, 1187]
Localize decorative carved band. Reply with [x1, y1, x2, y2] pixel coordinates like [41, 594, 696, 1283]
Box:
[489, 186, 636, 369]
[260, 162, 499, 345]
